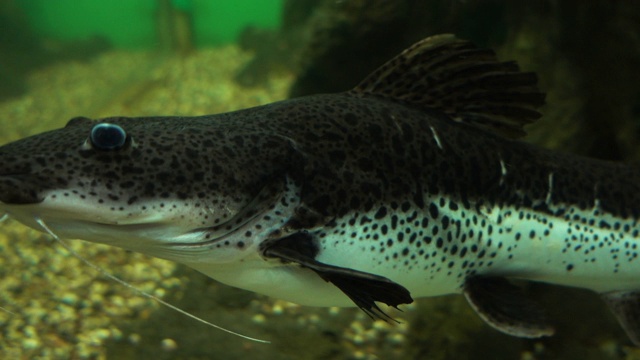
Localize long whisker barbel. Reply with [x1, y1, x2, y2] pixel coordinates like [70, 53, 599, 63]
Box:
[34, 217, 270, 344]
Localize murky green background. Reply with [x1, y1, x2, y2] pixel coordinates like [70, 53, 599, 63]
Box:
[1, 1, 640, 359]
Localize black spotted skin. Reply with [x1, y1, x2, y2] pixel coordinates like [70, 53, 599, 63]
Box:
[0, 115, 304, 229]
[2, 92, 640, 297]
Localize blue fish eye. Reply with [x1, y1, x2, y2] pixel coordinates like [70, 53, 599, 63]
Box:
[90, 123, 127, 150]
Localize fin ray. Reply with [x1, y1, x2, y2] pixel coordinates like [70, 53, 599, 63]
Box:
[602, 290, 640, 346]
[463, 276, 554, 338]
[263, 233, 413, 321]
[351, 34, 545, 138]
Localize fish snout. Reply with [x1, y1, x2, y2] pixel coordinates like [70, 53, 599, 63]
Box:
[0, 174, 43, 204]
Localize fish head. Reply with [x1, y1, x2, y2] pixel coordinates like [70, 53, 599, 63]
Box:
[0, 115, 304, 265]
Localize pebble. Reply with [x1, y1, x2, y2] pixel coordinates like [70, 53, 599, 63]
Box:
[161, 338, 178, 351]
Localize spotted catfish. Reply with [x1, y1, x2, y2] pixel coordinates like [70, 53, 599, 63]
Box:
[2, 34, 640, 344]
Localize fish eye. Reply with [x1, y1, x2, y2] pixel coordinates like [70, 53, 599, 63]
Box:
[90, 123, 127, 150]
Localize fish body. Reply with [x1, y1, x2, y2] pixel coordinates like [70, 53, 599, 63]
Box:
[2, 34, 640, 343]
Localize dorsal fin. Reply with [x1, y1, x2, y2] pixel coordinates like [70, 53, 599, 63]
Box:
[350, 34, 545, 138]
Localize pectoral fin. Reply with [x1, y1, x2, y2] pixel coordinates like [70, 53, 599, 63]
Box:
[263, 233, 413, 321]
[463, 276, 554, 338]
[602, 290, 640, 346]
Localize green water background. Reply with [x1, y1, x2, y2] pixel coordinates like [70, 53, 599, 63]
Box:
[18, 0, 282, 47]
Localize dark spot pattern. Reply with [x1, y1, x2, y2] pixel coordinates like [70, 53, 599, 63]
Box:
[2, 89, 640, 297]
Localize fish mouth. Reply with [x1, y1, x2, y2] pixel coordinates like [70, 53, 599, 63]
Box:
[0, 174, 44, 205]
